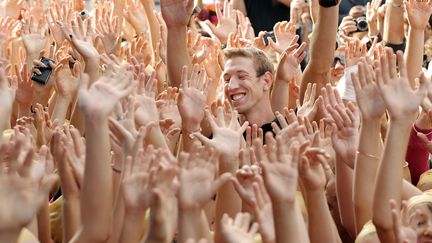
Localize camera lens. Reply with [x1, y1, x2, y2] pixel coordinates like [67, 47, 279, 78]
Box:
[356, 16, 368, 32]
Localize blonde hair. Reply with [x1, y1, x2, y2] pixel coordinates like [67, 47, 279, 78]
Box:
[223, 47, 274, 77]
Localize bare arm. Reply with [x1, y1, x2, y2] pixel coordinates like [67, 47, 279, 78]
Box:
[404, 0, 432, 87]
[162, 0, 194, 87]
[300, 1, 339, 102]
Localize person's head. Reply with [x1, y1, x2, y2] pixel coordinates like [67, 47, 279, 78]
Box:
[406, 195, 432, 242]
[222, 47, 274, 115]
[330, 47, 345, 85]
[355, 221, 379, 243]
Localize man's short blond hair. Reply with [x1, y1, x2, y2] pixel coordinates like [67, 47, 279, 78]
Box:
[223, 47, 274, 76]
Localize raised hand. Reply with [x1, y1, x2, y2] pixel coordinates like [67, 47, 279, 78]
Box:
[320, 84, 360, 168]
[95, 14, 122, 56]
[299, 146, 331, 191]
[366, 0, 382, 35]
[121, 152, 154, 213]
[0, 149, 57, 233]
[220, 213, 259, 243]
[46, 3, 73, 45]
[376, 48, 428, 122]
[406, 0, 432, 30]
[351, 58, 386, 120]
[177, 65, 208, 133]
[78, 65, 135, 118]
[205, 0, 237, 43]
[160, 0, 194, 28]
[390, 200, 418, 243]
[58, 16, 99, 61]
[192, 106, 248, 157]
[236, 11, 254, 40]
[296, 83, 322, 121]
[21, 17, 49, 57]
[275, 41, 306, 83]
[345, 40, 368, 68]
[178, 145, 231, 209]
[260, 135, 301, 203]
[14, 64, 34, 108]
[158, 86, 182, 128]
[268, 21, 298, 54]
[134, 72, 159, 126]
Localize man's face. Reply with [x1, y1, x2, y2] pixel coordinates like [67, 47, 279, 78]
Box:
[223, 56, 268, 114]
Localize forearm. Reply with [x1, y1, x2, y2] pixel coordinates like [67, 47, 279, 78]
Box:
[353, 119, 382, 231]
[300, 4, 338, 101]
[404, 27, 424, 86]
[178, 208, 205, 243]
[306, 190, 341, 243]
[119, 211, 147, 243]
[63, 198, 81, 242]
[167, 27, 191, 87]
[271, 81, 288, 113]
[147, 126, 170, 150]
[141, 0, 160, 52]
[84, 62, 101, 85]
[109, 193, 125, 243]
[80, 116, 113, 241]
[51, 96, 72, 126]
[37, 201, 52, 243]
[373, 120, 412, 239]
[335, 157, 356, 238]
[215, 155, 241, 243]
[305, 5, 338, 73]
[0, 107, 12, 134]
[272, 201, 302, 243]
[383, 2, 404, 44]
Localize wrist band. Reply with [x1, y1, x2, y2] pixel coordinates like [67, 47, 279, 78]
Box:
[319, 0, 339, 8]
[357, 151, 380, 160]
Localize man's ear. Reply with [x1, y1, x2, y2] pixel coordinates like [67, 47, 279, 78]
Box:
[262, 71, 273, 91]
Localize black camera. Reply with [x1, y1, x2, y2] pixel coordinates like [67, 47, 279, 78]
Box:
[353, 16, 368, 32]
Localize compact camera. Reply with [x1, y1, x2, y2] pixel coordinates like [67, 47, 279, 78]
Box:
[353, 16, 368, 32]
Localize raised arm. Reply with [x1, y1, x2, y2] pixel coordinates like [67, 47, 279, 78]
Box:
[406, 0, 432, 87]
[71, 66, 134, 242]
[300, 0, 339, 102]
[351, 58, 386, 232]
[372, 49, 428, 242]
[161, 0, 194, 87]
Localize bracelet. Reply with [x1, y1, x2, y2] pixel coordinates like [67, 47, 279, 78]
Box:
[403, 161, 409, 168]
[357, 151, 380, 160]
[111, 164, 121, 173]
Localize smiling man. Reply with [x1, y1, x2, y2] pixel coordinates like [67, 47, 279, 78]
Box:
[222, 48, 276, 129]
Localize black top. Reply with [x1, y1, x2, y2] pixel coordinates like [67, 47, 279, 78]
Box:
[244, 0, 290, 34]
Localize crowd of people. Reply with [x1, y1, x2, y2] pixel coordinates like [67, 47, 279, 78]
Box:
[0, 0, 432, 242]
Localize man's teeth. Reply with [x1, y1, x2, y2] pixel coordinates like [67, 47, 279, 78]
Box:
[232, 94, 245, 101]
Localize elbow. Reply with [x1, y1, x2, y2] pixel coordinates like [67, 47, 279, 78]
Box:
[372, 215, 393, 233]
